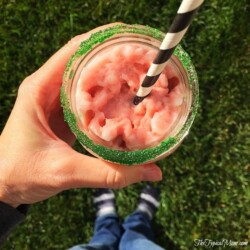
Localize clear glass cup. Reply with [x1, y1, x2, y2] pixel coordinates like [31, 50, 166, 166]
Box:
[61, 24, 199, 165]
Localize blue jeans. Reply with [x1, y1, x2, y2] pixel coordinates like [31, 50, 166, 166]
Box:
[69, 211, 165, 250]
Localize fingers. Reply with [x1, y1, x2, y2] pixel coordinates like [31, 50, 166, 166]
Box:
[57, 151, 162, 190]
[29, 22, 123, 87]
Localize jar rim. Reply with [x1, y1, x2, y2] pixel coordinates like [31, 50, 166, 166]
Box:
[61, 24, 199, 165]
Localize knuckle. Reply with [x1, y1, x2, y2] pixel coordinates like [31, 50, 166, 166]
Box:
[51, 174, 68, 190]
[106, 170, 127, 189]
[17, 74, 36, 96]
[45, 172, 67, 192]
[49, 162, 73, 189]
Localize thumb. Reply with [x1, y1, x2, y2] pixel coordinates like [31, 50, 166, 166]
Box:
[58, 151, 162, 190]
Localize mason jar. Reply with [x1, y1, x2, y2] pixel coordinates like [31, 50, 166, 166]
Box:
[61, 24, 198, 165]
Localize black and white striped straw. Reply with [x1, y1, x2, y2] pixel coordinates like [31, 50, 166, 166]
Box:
[133, 0, 204, 105]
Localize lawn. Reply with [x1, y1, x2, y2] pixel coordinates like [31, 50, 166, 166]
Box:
[0, 0, 249, 249]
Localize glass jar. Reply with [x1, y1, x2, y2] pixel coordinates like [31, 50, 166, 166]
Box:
[61, 24, 198, 165]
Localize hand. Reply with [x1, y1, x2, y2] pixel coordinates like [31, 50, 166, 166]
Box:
[0, 23, 162, 208]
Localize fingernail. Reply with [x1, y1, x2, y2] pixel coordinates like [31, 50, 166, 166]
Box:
[142, 164, 162, 181]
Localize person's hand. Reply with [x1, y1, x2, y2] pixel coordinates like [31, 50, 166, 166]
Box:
[0, 23, 162, 208]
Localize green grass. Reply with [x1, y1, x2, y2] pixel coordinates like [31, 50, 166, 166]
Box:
[0, 0, 249, 249]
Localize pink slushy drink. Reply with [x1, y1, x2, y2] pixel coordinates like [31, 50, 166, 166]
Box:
[76, 43, 183, 151]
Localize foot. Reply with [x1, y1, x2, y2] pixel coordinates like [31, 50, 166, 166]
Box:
[93, 189, 116, 217]
[137, 185, 160, 220]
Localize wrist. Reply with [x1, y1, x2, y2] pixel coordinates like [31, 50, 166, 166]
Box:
[0, 183, 20, 208]
[0, 191, 20, 208]
[0, 149, 20, 208]
[0, 200, 19, 208]
[0, 186, 20, 209]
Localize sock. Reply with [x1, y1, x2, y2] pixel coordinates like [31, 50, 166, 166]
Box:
[93, 189, 116, 217]
[137, 185, 160, 220]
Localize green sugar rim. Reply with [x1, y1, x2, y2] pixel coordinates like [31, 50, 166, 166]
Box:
[61, 24, 199, 165]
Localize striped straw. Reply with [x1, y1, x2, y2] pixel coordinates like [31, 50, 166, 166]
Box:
[133, 0, 204, 105]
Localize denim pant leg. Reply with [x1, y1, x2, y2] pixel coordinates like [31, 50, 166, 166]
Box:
[119, 211, 165, 250]
[69, 214, 122, 250]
